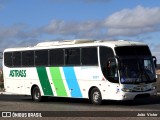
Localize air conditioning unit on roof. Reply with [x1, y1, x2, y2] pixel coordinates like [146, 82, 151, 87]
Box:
[35, 39, 96, 47]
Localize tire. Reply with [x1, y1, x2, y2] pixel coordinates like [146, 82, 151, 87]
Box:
[90, 88, 102, 105]
[31, 86, 43, 102]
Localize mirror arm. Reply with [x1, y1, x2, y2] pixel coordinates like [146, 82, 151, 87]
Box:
[115, 56, 121, 70]
[152, 56, 157, 68]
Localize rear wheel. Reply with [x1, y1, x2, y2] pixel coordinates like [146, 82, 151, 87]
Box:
[90, 88, 102, 105]
[32, 86, 44, 102]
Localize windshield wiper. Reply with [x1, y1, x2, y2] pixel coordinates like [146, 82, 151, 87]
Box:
[137, 66, 151, 84]
[134, 73, 141, 84]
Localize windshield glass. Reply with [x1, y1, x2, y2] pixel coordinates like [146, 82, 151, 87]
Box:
[119, 57, 156, 84]
[115, 45, 156, 84]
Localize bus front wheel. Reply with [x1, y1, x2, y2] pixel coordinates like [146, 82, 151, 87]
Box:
[90, 88, 102, 105]
[31, 86, 43, 102]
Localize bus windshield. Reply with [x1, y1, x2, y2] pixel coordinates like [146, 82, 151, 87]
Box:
[119, 57, 156, 84]
[115, 46, 156, 84]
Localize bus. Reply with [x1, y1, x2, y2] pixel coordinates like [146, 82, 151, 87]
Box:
[3, 40, 157, 105]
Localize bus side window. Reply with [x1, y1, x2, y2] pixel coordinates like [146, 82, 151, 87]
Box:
[4, 52, 13, 67]
[100, 46, 119, 83]
[35, 50, 48, 66]
[13, 52, 21, 67]
[103, 60, 118, 82]
[65, 48, 80, 66]
[50, 49, 64, 66]
[22, 51, 34, 67]
[81, 47, 98, 66]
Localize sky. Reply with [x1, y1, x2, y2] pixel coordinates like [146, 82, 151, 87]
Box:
[0, 0, 160, 64]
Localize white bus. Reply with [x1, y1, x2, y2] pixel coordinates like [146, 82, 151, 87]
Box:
[3, 40, 157, 105]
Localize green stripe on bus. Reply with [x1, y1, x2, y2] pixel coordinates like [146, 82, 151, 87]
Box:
[50, 67, 68, 97]
[36, 67, 53, 96]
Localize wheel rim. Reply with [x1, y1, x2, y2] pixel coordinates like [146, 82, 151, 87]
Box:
[34, 89, 40, 100]
[93, 91, 100, 103]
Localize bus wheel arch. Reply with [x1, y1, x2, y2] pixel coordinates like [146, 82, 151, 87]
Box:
[89, 87, 103, 105]
[31, 85, 44, 102]
[31, 85, 38, 95]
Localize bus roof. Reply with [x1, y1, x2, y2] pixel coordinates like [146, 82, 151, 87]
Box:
[4, 39, 147, 52]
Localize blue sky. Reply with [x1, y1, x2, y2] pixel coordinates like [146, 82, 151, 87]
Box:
[0, 0, 160, 63]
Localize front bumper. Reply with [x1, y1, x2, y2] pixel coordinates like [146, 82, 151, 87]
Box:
[118, 89, 157, 100]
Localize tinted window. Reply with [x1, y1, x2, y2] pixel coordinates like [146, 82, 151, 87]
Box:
[81, 47, 98, 65]
[115, 46, 151, 56]
[22, 51, 34, 66]
[65, 48, 80, 65]
[100, 46, 114, 68]
[4, 52, 12, 67]
[100, 47, 118, 83]
[50, 49, 64, 66]
[35, 50, 48, 66]
[13, 52, 21, 67]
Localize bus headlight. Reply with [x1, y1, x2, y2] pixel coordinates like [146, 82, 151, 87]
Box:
[151, 86, 157, 90]
[121, 88, 132, 92]
[151, 83, 157, 90]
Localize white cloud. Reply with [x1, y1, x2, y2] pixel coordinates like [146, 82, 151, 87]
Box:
[0, 24, 38, 40]
[0, 25, 25, 39]
[104, 6, 160, 36]
[0, 24, 40, 51]
[107, 27, 156, 36]
[42, 6, 160, 38]
[1, 5, 160, 51]
[0, 5, 160, 65]
[105, 6, 160, 28]
[42, 20, 102, 38]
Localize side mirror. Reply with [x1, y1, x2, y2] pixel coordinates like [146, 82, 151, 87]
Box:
[152, 56, 157, 68]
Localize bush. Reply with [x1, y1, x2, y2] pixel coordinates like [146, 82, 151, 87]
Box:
[0, 70, 3, 89]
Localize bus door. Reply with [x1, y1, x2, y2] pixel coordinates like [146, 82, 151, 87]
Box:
[102, 58, 120, 99]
